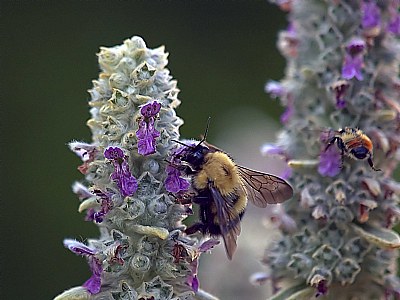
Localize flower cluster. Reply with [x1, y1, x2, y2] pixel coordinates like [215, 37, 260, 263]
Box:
[262, 1, 400, 299]
[55, 37, 217, 300]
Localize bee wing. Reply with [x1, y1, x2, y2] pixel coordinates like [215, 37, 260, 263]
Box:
[209, 183, 241, 260]
[238, 166, 293, 208]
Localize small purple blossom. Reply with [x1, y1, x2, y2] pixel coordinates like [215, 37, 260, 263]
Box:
[69, 141, 98, 174]
[104, 147, 138, 197]
[186, 239, 220, 292]
[346, 38, 365, 56]
[104, 146, 124, 160]
[165, 165, 190, 193]
[362, 1, 381, 30]
[265, 80, 285, 98]
[318, 145, 341, 177]
[83, 257, 103, 294]
[198, 239, 220, 252]
[63, 239, 103, 294]
[72, 182, 93, 200]
[342, 39, 365, 81]
[63, 239, 97, 256]
[136, 101, 161, 156]
[315, 280, 328, 297]
[332, 80, 350, 109]
[136, 119, 160, 155]
[92, 189, 114, 223]
[140, 100, 161, 117]
[261, 143, 285, 157]
[342, 54, 363, 81]
[280, 104, 294, 124]
[387, 14, 400, 35]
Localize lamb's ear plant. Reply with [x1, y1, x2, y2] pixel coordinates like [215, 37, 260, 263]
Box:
[259, 1, 400, 299]
[54, 36, 218, 300]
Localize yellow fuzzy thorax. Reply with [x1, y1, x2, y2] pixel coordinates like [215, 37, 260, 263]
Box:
[193, 151, 247, 217]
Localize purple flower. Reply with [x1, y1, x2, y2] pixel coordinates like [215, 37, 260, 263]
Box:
[136, 101, 161, 156]
[388, 14, 400, 35]
[342, 55, 363, 81]
[104, 147, 138, 197]
[342, 38, 366, 81]
[165, 165, 190, 193]
[63, 239, 97, 256]
[140, 101, 161, 117]
[346, 38, 365, 56]
[92, 189, 114, 223]
[362, 1, 381, 30]
[332, 80, 350, 109]
[280, 104, 294, 124]
[83, 257, 102, 294]
[260, 143, 285, 157]
[198, 239, 220, 252]
[318, 146, 341, 177]
[186, 239, 220, 292]
[69, 141, 98, 174]
[265, 81, 285, 99]
[315, 280, 328, 297]
[104, 146, 124, 160]
[63, 239, 103, 294]
[136, 119, 160, 155]
[72, 182, 93, 200]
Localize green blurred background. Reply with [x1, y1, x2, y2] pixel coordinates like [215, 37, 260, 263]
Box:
[2, 1, 287, 299]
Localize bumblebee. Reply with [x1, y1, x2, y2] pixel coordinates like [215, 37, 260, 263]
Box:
[174, 124, 293, 260]
[325, 127, 380, 171]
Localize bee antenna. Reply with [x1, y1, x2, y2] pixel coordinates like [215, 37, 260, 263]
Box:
[198, 117, 211, 145]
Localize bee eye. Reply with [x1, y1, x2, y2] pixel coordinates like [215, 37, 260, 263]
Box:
[351, 147, 368, 159]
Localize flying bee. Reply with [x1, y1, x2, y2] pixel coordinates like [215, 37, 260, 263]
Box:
[325, 127, 380, 171]
[172, 120, 293, 260]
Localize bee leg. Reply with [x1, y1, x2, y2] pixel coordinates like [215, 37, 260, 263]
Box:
[367, 157, 381, 172]
[325, 137, 337, 151]
[185, 222, 206, 235]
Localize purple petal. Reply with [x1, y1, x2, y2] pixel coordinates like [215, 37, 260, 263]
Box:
[198, 239, 220, 252]
[186, 273, 199, 292]
[83, 257, 102, 294]
[69, 141, 97, 162]
[362, 1, 381, 29]
[388, 14, 400, 35]
[318, 146, 341, 177]
[120, 175, 138, 197]
[265, 81, 285, 98]
[72, 182, 93, 200]
[280, 105, 294, 124]
[280, 166, 292, 180]
[315, 280, 328, 297]
[140, 101, 161, 118]
[63, 239, 96, 256]
[104, 146, 124, 160]
[260, 144, 285, 156]
[346, 38, 365, 56]
[165, 166, 190, 193]
[342, 55, 363, 81]
[138, 138, 157, 156]
[136, 118, 160, 156]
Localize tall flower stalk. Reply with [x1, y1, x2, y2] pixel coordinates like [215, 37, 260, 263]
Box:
[54, 36, 218, 300]
[261, 1, 400, 299]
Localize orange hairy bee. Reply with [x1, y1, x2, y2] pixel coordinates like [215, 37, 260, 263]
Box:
[173, 120, 293, 259]
[325, 127, 380, 171]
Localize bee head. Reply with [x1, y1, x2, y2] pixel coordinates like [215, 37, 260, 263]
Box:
[351, 146, 370, 160]
[180, 144, 209, 169]
[172, 117, 211, 170]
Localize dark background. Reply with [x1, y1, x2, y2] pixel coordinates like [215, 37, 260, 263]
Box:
[3, 2, 397, 300]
